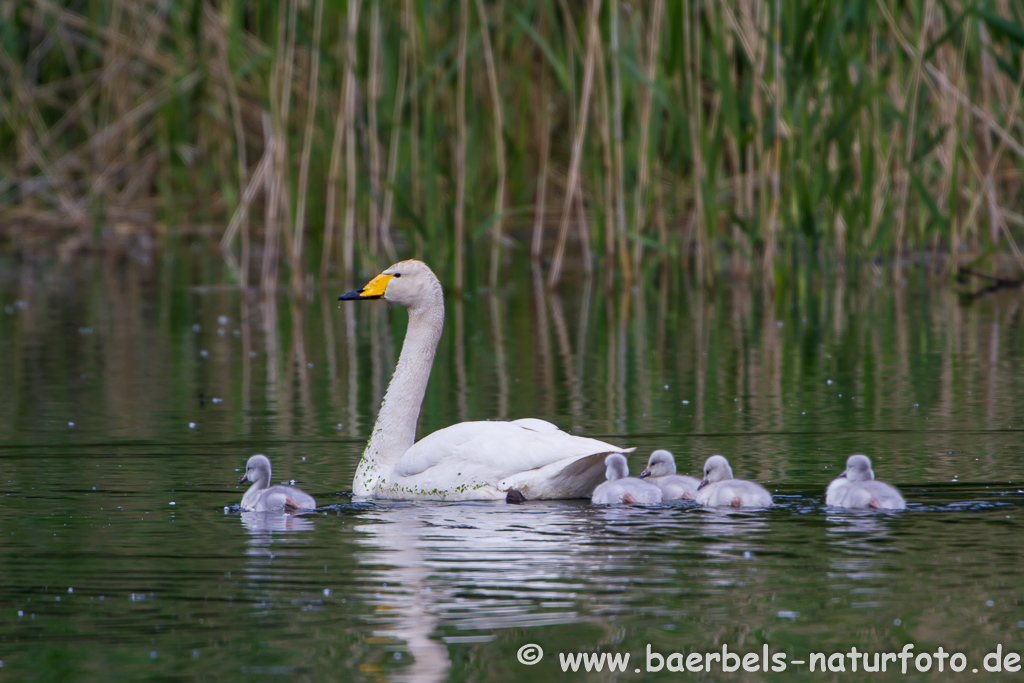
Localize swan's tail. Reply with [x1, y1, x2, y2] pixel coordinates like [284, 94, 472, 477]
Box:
[500, 448, 635, 500]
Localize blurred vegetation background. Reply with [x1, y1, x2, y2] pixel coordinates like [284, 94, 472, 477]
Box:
[1, 0, 1023, 291]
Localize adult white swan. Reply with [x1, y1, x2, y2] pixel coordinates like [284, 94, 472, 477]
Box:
[339, 260, 633, 501]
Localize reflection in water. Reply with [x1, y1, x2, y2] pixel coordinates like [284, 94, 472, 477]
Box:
[240, 511, 318, 534]
[825, 512, 897, 609]
[353, 503, 613, 682]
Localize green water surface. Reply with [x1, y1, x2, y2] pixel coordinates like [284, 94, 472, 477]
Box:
[0, 254, 1022, 681]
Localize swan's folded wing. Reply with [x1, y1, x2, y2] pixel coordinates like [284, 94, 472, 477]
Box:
[394, 421, 628, 480]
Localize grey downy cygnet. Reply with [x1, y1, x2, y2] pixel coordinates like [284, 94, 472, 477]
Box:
[826, 454, 905, 510]
[695, 454, 773, 508]
[239, 454, 317, 512]
[592, 454, 663, 505]
[638, 449, 700, 500]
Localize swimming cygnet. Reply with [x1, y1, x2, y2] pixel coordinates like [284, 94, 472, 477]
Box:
[638, 450, 700, 500]
[826, 454, 905, 510]
[239, 454, 317, 512]
[591, 454, 663, 505]
[695, 454, 773, 508]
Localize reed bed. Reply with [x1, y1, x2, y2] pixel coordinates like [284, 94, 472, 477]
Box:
[1, 0, 1023, 289]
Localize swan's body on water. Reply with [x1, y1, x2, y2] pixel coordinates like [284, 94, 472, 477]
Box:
[638, 450, 700, 500]
[695, 455, 773, 508]
[826, 455, 906, 510]
[340, 260, 633, 501]
[239, 454, 317, 512]
[592, 454, 663, 505]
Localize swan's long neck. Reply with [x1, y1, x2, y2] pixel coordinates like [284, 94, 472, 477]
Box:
[354, 296, 444, 496]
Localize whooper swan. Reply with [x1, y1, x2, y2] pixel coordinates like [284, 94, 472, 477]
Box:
[339, 260, 632, 501]
[591, 454, 663, 505]
[695, 454, 773, 508]
[825, 454, 906, 510]
[638, 449, 700, 501]
[239, 454, 317, 512]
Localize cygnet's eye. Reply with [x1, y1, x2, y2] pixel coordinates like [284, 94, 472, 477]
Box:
[393, 273, 402, 278]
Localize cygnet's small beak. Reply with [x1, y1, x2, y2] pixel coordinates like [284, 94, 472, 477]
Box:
[638, 469, 651, 479]
[837, 471, 847, 478]
[697, 479, 708, 491]
[239, 473, 249, 484]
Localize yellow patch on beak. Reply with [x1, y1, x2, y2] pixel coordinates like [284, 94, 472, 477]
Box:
[362, 272, 394, 297]
[339, 272, 394, 300]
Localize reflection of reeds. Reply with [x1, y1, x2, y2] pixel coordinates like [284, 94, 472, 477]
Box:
[3, 2, 1024, 287]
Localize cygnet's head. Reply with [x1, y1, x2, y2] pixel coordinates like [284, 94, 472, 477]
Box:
[697, 454, 733, 490]
[240, 454, 272, 486]
[840, 454, 875, 482]
[639, 449, 677, 479]
[604, 454, 630, 481]
[339, 259, 442, 311]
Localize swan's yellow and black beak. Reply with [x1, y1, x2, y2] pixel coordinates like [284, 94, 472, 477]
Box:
[339, 272, 393, 301]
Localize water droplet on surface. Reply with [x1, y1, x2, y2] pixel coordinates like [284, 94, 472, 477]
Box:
[68, 422, 75, 428]
[323, 588, 332, 597]
[681, 400, 689, 405]
[986, 600, 994, 607]
[199, 349, 208, 358]
[188, 423, 196, 429]
[894, 618, 902, 626]
[218, 315, 229, 326]
[827, 379, 833, 385]
[169, 502, 176, 506]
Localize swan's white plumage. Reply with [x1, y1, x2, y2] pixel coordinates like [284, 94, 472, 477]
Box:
[342, 261, 633, 501]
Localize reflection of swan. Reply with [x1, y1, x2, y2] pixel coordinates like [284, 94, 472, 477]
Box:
[339, 260, 632, 501]
[353, 503, 597, 683]
[639, 450, 700, 500]
[239, 454, 316, 512]
[240, 510, 317, 533]
[826, 455, 906, 510]
[592, 454, 662, 505]
[696, 455, 773, 508]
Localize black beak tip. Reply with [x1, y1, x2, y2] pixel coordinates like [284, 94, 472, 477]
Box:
[638, 470, 651, 479]
[697, 479, 708, 491]
[838, 472, 847, 478]
[239, 475, 248, 485]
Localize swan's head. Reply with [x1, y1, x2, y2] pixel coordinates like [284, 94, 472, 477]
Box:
[240, 454, 272, 486]
[604, 454, 629, 481]
[840, 454, 875, 482]
[697, 454, 733, 490]
[339, 260, 443, 311]
[639, 449, 677, 478]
